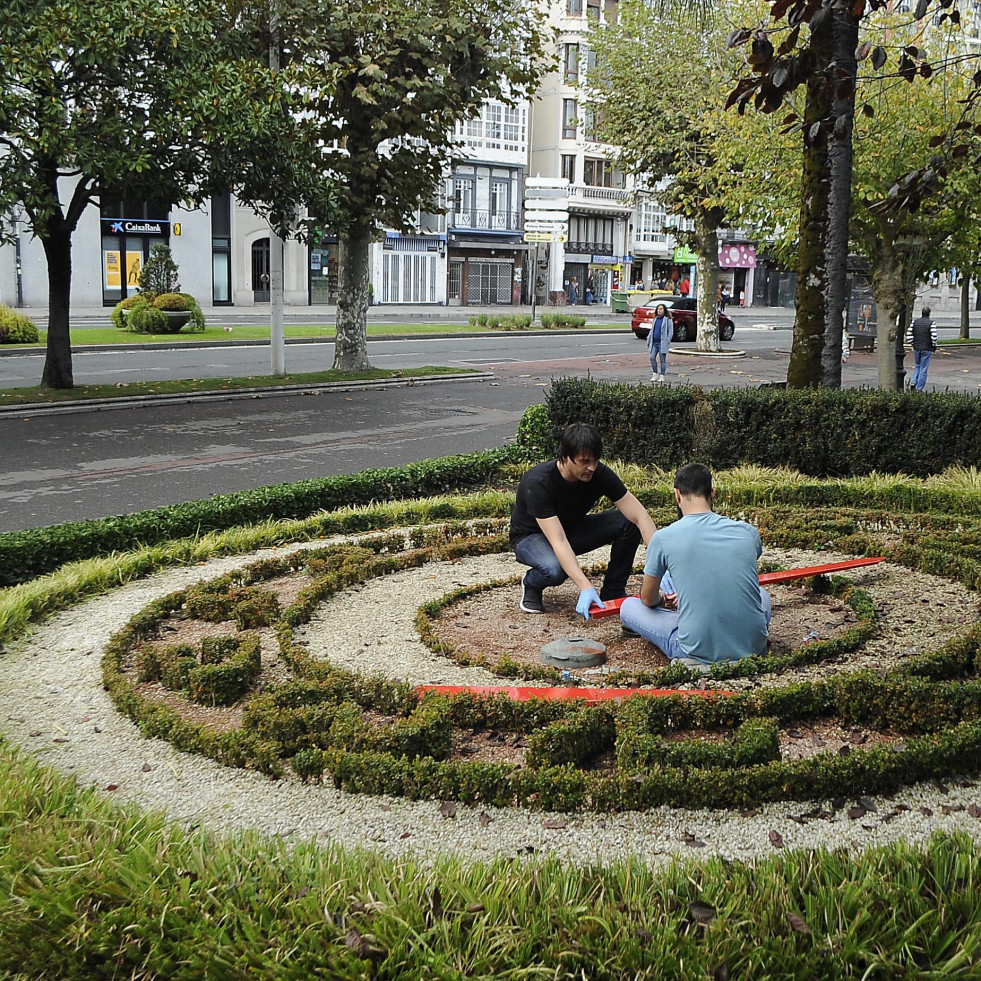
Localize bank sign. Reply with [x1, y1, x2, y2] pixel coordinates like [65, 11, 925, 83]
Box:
[102, 218, 169, 236]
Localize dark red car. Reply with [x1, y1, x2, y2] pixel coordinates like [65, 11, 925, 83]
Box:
[631, 297, 735, 343]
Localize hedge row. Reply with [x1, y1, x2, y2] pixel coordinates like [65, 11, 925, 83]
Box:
[533, 378, 981, 477]
[0, 447, 519, 588]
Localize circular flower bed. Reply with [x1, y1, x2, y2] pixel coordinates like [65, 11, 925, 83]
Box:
[91, 515, 981, 814]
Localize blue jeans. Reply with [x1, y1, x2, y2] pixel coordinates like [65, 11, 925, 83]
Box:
[513, 510, 641, 600]
[620, 586, 772, 665]
[649, 352, 666, 374]
[911, 349, 932, 390]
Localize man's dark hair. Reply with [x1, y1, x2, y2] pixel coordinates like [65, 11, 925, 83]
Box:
[674, 462, 713, 499]
[921, 306, 931, 318]
[558, 423, 603, 462]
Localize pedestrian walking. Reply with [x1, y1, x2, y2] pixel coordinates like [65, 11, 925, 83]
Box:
[906, 306, 938, 391]
[720, 285, 730, 312]
[646, 303, 672, 383]
[568, 277, 578, 305]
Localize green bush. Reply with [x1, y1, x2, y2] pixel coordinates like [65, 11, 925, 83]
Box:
[0, 304, 39, 343]
[152, 292, 189, 311]
[545, 378, 981, 476]
[0, 447, 518, 588]
[540, 313, 587, 328]
[139, 244, 181, 295]
[126, 301, 168, 333]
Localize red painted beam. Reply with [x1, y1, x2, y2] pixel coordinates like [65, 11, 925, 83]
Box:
[589, 557, 886, 618]
[416, 685, 730, 702]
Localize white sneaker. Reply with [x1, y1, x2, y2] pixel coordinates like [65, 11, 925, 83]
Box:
[656, 373, 665, 383]
[650, 372, 658, 382]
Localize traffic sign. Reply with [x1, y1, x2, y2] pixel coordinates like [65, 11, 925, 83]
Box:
[524, 210, 569, 224]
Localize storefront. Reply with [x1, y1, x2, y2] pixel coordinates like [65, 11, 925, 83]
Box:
[376, 234, 446, 304]
[99, 197, 173, 306]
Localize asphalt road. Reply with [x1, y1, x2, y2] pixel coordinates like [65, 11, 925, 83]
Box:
[2, 325, 979, 533]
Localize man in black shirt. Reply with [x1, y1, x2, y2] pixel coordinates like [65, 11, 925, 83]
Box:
[510, 423, 656, 617]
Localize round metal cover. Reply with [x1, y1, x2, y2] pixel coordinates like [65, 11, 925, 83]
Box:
[540, 636, 608, 668]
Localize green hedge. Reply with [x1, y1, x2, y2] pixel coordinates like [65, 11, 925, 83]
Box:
[536, 378, 981, 476]
[0, 447, 518, 588]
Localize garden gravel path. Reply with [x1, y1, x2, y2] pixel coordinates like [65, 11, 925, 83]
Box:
[2, 534, 980, 867]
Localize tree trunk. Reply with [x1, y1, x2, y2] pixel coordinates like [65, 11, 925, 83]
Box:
[871, 241, 908, 391]
[787, 11, 834, 388]
[39, 226, 74, 389]
[333, 223, 372, 371]
[961, 276, 971, 339]
[820, 7, 859, 389]
[693, 213, 720, 352]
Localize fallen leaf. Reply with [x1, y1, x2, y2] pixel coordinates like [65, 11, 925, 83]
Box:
[439, 801, 456, 819]
[542, 818, 567, 830]
[344, 927, 384, 963]
[478, 812, 492, 827]
[689, 901, 717, 926]
[786, 912, 812, 934]
[920, 806, 934, 817]
[968, 804, 981, 819]
[768, 829, 784, 848]
[683, 833, 707, 848]
[467, 903, 485, 914]
[847, 806, 868, 820]
[141, 762, 152, 773]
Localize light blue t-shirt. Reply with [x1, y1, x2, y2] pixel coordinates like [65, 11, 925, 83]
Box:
[645, 511, 767, 663]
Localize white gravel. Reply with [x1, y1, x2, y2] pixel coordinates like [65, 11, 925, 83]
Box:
[2, 534, 980, 867]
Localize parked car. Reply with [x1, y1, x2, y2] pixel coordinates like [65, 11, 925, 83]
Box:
[631, 297, 735, 343]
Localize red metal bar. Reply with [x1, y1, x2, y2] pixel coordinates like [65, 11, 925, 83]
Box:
[589, 557, 885, 617]
[416, 685, 730, 702]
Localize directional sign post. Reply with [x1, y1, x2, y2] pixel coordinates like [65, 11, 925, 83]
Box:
[524, 177, 569, 323]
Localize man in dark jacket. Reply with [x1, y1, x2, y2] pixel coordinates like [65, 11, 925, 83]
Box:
[906, 306, 938, 391]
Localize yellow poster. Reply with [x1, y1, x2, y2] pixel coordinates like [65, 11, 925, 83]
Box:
[104, 250, 121, 289]
[126, 251, 143, 292]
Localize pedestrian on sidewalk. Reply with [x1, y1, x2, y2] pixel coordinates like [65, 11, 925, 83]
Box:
[646, 303, 672, 383]
[906, 306, 937, 391]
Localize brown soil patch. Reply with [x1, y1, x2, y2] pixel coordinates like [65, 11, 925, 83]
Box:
[431, 576, 860, 678]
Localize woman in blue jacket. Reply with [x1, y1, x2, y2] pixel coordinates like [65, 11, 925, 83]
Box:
[647, 303, 672, 383]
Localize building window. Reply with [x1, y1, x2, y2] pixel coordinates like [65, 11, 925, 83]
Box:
[564, 44, 579, 82]
[582, 105, 597, 142]
[567, 0, 583, 14]
[453, 178, 476, 222]
[586, 0, 600, 20]
[503, 105, 521, 145]
[604, 0, 618, 24]
[211, 192, 232, 304]
[491, 180, 510, 228]
[562, 99, 578, 140]
[561, 154, 577, 183]
[486, 103, 502, 148]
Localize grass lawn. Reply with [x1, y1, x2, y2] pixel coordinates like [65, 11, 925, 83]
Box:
[0, 365, 478, 406]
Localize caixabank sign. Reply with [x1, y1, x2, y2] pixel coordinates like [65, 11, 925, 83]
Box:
[101, 218, 169, 236]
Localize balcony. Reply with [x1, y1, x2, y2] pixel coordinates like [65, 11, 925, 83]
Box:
[448, 209, 521, 233]
[565, 240, 615, 257]
[569, 185, 633, 212]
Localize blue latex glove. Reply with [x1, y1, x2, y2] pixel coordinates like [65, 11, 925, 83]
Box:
[576, 587, 603, 620]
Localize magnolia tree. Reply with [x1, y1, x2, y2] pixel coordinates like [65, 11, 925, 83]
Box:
[278, 0, 551, 371]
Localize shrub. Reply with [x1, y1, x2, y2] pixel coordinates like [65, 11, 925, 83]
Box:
[0, 305, 39, 343]
[126, 302, 168, 334]
[540, 313, 587, 329]
[139, 244, 181, 295]
[152, 292, 189, 311]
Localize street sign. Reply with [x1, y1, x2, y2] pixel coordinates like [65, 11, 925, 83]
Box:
[524, 231, 567, 242]
[524, 210, 569, 225]
[526, 176, 570, 189]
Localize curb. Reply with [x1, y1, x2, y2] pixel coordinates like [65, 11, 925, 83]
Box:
[0, 371, 494, 418]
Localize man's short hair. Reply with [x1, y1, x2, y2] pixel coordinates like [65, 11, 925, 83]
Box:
[921, 306, 931, 318]
[674, 462, 713, 499]
[558, 423, 603, 462]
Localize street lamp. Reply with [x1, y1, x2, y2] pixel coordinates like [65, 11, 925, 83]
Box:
[10, 204, 25, 308]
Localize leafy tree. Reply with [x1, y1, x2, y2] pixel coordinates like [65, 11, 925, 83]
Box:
[139, 245, 181, 297]
[728, 0, 979, 388]
[0, 0, 310, 388]
[589, 0, 772, 351]
[280, 0, 550, 370]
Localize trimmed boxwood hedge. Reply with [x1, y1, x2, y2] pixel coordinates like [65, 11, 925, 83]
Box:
[99, 501, 981, 811]
[533, 378, 981, 477]
[0, 447, 519, 588]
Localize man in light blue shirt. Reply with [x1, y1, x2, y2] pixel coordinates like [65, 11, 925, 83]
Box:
[620, 463, 771, 671]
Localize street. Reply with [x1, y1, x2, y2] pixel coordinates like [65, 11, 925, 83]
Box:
[1, 323, 979, 533]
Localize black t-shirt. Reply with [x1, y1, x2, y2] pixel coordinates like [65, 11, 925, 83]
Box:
[509, 460, 628, 544]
